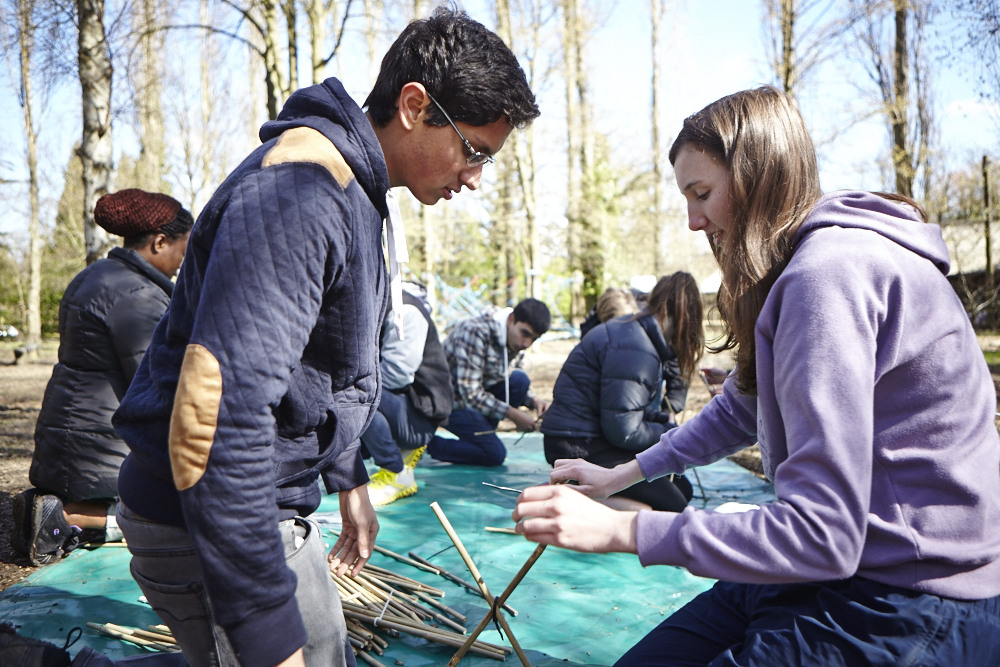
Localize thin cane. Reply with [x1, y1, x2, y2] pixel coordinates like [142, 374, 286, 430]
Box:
[429, 502, 531, 666]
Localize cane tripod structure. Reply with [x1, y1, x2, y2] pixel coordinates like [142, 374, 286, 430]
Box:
[429, 501, 543, 667]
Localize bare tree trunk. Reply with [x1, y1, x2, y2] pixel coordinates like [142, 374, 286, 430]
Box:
[282, 0, 298, 92]
[306, 0, 324, 84]
[199, 0, 214, 209]
[764, 0, 843, 102]
[575, 8, 601, 314]
[780, 0, 796, 94]
[18, 0, 41, 348]
[135, 0, 166, 190]
[499, 0, 545, 299]
[985, 155, 994, 295]
[650, 0, 663, 275]
[891, 0, 912, 197]
[852, 0, 934, 201]
[77, 0, 113, 265]
[562, 0, 584, 322]
[496, 0, 521, 304]
[364, 0, 380, 83]
[261, 0, 285, 119]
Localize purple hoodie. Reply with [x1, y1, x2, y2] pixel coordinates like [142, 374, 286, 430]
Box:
[635, 191, 1000, 600]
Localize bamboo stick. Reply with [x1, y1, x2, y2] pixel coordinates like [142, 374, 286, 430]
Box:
[430, 502, 531, 666]
[86, 623, 178, 652]
[408, 551, 517, 616]
[328, 530, 439, 573]
[484, 526, 517, 534]
[363, 563, 446, 596]
[356, 650, 389, 667]
[415, 590, 468, 624]
[343, 605, 508, 661]
[448, 543, 547, 666]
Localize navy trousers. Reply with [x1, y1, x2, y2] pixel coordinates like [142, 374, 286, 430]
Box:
[428, 370, 530, 466]
[615, 577, 1000, 666]
[360, 390, 437, 472]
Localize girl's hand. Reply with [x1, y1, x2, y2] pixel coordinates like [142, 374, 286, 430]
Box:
[511, 484, 638, 553]
[549, 458, 645, 499]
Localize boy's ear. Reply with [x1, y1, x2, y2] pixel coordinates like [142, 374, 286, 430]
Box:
[397, 82, 429, 131]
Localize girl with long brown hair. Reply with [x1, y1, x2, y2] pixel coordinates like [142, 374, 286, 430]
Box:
[514, 86, 1000, 665]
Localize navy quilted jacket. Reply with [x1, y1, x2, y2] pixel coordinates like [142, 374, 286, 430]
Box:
[114, 78, 389, 665]
[541, 313, 684, 450]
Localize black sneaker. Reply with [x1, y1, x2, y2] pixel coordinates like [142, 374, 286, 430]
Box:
[23, 493, 81, 566]
[10, 489, 37, 559]
[0, 622, 72, 667]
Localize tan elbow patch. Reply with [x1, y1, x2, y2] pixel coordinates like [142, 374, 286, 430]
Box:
[169, 344, 222, 491]
[261, 126, 355, 189]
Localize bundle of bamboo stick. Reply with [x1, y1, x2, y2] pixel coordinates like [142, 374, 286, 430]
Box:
[334, 563, 512, 663]
[90, 562, 511, 664]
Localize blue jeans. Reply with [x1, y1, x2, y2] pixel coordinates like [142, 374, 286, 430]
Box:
[117, 504, 355, 667]
[427, 370, 530, 466]
[360, 390, 437, 472]
[615, 577, 1000, 666]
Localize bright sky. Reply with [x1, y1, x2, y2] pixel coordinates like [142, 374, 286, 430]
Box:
[0, 1, 995, 244]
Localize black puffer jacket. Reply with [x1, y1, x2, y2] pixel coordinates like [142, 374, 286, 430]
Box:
[30, 247, 173, 501]
[541, 313, 686, 451]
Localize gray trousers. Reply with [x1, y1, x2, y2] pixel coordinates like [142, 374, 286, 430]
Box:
[118, 503, 354, 667]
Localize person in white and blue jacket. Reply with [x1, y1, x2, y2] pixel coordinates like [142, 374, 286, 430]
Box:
[112, 8, 539, 667]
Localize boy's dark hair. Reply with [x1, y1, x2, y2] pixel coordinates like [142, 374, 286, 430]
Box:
[512, 298, 550, 336]
[365, 6, 539, 130]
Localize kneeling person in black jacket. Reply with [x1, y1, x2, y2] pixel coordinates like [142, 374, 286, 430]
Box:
[12, 189, 192, 565]
[541, 272, 704, 512]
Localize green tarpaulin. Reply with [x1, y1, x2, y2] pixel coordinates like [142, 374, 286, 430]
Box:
[1, 433, 773, 666]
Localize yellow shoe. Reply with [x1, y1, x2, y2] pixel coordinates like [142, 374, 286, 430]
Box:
[367, 466, 417, 507]
[402, 445, 427, 469]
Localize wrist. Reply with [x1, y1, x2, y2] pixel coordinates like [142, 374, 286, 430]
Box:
[614, 460, 645, 492]
[611, 511, 639, 554]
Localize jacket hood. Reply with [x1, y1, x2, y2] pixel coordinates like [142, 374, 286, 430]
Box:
[492, 307, 513, 349]
[795, 191, 950, 275]
[259, 78, 390, 219]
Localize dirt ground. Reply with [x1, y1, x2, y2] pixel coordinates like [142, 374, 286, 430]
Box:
[2, 335, 997, 595]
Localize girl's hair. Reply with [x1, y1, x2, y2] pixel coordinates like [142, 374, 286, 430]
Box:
[596, 287, 638, 323]
[644, 272, 704, 381]
[667, 86, 822, 395]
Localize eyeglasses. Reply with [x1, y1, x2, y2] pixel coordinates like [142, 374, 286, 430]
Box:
[425, 91, 495, 168]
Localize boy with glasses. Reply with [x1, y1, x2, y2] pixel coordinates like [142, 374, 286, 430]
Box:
[111, 7, 538, 667]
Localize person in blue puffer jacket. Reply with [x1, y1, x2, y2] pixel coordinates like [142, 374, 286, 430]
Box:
[541, 271, 704, 512]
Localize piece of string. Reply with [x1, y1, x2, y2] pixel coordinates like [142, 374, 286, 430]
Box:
[490, 597, 505, 639]
[373, 589, 394, 627]
[383, 190, 409, 339]
[427, 543, 456, 559]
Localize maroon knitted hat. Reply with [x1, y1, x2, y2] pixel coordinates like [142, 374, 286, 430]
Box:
[94, 189, 183, 238]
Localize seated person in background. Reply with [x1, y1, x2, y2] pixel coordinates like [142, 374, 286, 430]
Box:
[579, 286, 638, 338]
[12, 189, 193, 565]
[541, 272, 703, 512]
[362, 284, 453, 506]
[428, 298, 551, 466]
